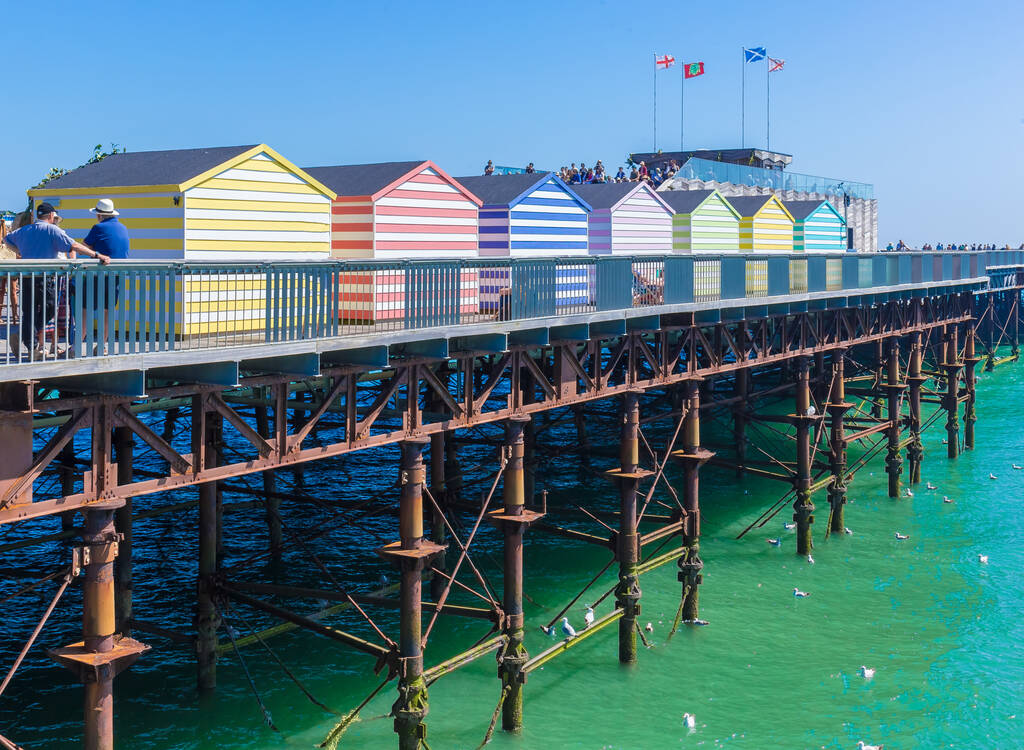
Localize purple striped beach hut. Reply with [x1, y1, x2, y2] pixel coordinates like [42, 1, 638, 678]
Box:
[573, 182, 674, 255]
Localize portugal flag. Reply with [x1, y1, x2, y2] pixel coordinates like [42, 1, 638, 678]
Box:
[684, 61, 705, 79]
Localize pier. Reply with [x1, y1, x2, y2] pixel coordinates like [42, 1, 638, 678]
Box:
[0, 249, 1021, 749]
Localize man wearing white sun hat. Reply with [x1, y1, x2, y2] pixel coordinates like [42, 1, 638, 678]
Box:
[81, 198, 130, 354]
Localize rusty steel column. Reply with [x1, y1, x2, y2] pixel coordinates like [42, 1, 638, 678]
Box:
[82, 508, 116, 749]
[428, 431, 447, 602]
[906, 332, 926, 484]
[985, 294, 996, 371]
[255, 403, 283, 555]
[672, 380, 713, 621]
[733, 369, 748, 475]
[196, 409, 220, 691]
[826, 351, 851, 533]
[522, 418, 536, 509]
[963, 326, 981, 451]
[792, 358, 815, 555]
[885, 338, 905, 498]
[494, 416, 538, 731]
[113, 426, 134, 634]
[943, 327, 962, 459]
[386, 439, 437, 750]
[1013, 290, 1020, 359]
[60, 441, 77, 532]
[612, 393, 642, 663]
[871, 338, 884, 418]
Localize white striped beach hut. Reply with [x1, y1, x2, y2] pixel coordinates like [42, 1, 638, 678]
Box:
[457, 173, 592, 308]
[571, 182, 673, 255]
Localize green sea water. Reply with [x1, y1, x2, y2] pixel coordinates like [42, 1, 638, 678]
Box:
[3, 363, 1022, 749]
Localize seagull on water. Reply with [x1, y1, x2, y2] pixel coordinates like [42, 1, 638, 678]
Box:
[1013, 464, 1023, 470]
[768, 538, 782, 546]
[784, 522, 796, 530]
[540, 624, 553, 636]
[858, 665, 876, 679]
[807, 555, 815, 564]
[584, 607, 595, 628]
[943, 495, 954, 504]
[682, 712, 696, 730]
[857, 742, 884, 750]
[560, 617, 577, 639]
[793, 587, 811, 598]
[942, 438, 949, 444]
[685, 619, 710, 626]
[990, 473, 998, 480]
[895, 532, 910, 540]
[844, 527, 854, 535]
[979, 554, 989, 564]
[378, 573, 390, 588]
[926, 482, 938, 490]
[645, 622, 654, 632]
[905, 488, 914, 498]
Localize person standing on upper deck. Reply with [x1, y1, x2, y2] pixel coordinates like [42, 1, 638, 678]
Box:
[1, 202, 108, 358]
[81, 198, 128, 353]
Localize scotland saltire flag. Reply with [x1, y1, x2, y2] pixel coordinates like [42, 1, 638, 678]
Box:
[744, 46, 766, 63]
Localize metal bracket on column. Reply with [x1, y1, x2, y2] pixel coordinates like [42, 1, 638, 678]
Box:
[49, 638, 151, 683]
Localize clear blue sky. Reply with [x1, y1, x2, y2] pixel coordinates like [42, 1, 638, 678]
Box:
[5, 0, 1022, 247]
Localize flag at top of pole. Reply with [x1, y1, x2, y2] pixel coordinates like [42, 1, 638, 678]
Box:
[684, 61, 705, 78]
[769, 57, 785, 72]
[655, 54, 675, 69]
[743, 46, 766, 63]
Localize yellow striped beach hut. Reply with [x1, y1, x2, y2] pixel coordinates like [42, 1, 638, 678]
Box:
[28, 144, 336, 336]
[728, 194, 795, 252]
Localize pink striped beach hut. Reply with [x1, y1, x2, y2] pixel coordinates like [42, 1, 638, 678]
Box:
[572, 182, 674, 255]
[304, 160, 482, 322]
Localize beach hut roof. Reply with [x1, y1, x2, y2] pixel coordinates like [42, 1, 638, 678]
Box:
[28, 144, 336, 197]
[572, 182, 672, 212]
[783, 199, 844, 222]
[457, 173, 591, 211]
[304, 160, 481, 205]
[658, 189, 720, 214]
[726, 194, 792, 220]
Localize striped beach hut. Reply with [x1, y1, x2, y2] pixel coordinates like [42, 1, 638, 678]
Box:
[571, 182, 673, 255]
[658, 189, 741, 253]
[783, 200, 847, 253]
[457, 173, 591, 308]
[303, 161, 482, 322]
[728, 194, 795, 252]
[29, 144, 336, 335]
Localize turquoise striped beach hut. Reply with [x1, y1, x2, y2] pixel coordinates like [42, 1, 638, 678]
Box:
[783, 200, 847, 253]
[458, 173, 592, 307]
[658, 189, 740, 253]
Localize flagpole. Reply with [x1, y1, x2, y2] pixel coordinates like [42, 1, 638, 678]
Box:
[766, 52, 771, 151]
[741, 47, 745, 148]
[680, 67, 685, 151]
[653, 54, 657, 151]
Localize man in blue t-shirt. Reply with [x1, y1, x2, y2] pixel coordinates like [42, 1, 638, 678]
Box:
[81, 198, 129, 353]
[2, 202, 109, 357]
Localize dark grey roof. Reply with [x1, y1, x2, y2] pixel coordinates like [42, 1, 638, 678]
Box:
[455, 173, 553, 205]
[658, 189, 716, 214]
[40, 145, 258, 189]
[303, 161, 426, 197]
[724, 194, 776, 217]
[782, 200, 828, 221]
[571, 182, 638, 210]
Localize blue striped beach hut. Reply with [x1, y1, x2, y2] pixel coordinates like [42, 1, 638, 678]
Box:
[782, 200, 847, 253]
[458, 173, 592, 308]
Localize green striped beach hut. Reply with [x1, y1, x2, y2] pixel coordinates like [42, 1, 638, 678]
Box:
[783, 200, 847, 253]
[659, 189, 740, 253]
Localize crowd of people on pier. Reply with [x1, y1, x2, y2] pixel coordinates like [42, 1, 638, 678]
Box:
[483, 159, 681, 187]
[883, 241, 1024, 252]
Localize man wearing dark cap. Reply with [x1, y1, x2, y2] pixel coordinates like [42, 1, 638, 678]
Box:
[2, 202, 109, 358]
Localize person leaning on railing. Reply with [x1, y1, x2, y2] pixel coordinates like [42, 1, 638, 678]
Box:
[1, 202, 109, 359]
[79, 199, 129, 355]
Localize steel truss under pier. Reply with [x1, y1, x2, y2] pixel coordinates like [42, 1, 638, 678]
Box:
[0, 283, 1020, 749]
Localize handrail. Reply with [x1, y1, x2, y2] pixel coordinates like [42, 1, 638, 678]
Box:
[0, 250, 1017, 366]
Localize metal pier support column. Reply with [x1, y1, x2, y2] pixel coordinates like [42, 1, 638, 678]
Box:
[885, 338, 905, 498]
[985, 295, 996, 371]
[50, 506, 148, 750]
[871, 339, 885, 418]
[826, 351, 851, 533]
[607, 393, 645, 663]
[733, 369, 748, 475]
[792, 358, 816, 555]
[113, 427, 134, 634]
[963, 326, 981, 450]
[60, 441, 77, 532]
[255, 403, 283, 555]
[943, 327, 962, 459]
[492, 417, 540, 731]
[196, 406, 220, 692]
[383, 439, 441, 750]
[428, 431, 447, 602]
[906, 332, 926, 484]
[671, 381, 713, 621]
